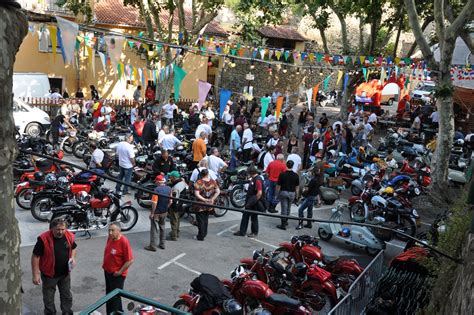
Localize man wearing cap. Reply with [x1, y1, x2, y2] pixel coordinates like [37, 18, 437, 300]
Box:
[167, 171, 188, 241]
[234, 166, 263, 237]
[145, 175, 172, 251]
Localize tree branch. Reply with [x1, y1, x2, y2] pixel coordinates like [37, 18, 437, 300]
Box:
[433, 0, 445, 46]
[403, 0, 437, 68]
[191, 11, 218, 35]
[331, 6, 350, 54]
[445, 1, 474, 54]
[405, 15, 434, 57]
[445, 0, 474, 41]
[148, 0, 164, 40]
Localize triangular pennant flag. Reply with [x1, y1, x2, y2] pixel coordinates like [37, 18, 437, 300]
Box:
[380, 67, 386, 84]
[198, 80, 212, 110]
[292, 52, 298, 61]
[275, 50, 282, 60]
[133, 67, 138, 82]
[219, 89, 232, 119]
[138, 68, 144, 87]
[360, 56, 366, 64]
[308, 53, 315, 62]
[324, 54, 331, 63]
[284, 51, 290, 61]
[337, 70, 344, 85]
[173, 65, 187, 102]
[104, 36, 125, 68]
[343, 73, 349, 92]
[323, 75, 331, 91]
[216, 46, 222, 53]
[387, 67, 392, 78]
[395, 57, 401, 65]
[343, 55, 349, 64]
[117, 63, 122, 79]
[268, 50, 274, 60]
[316, 53, 323, 63]
[312, 83, 321, 104]
[363, 67, 368, 82]
[238, 48, 245, 57]
[56, 28, 66, 64]
[128, 41, 135, 49]
[56, 17, 79, 65]
[230, 48, 237, 56]
[48, 26, 57, 62]
[98, 51, 107, 73]
[252, 49, 258, 59]
[259, 49, 266, 59]
[86, 46, 95, 76]
[275, 96, 284, 121]
[261, 97, 270, 120]
[306, 88, 313, 110]
[368, 56, 375, 64]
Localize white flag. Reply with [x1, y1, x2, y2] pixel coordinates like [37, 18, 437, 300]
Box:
[306, 88, 313, 110]
[56, 17, 79, 65]
[104, 36, 125, 68]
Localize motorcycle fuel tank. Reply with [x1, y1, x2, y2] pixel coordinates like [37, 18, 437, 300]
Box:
[301, 245, 323, 262]
[90, 196, 111, 208]
[240, 279, 273, 299]
[307, 265, 332, 283]
[70, 184, 92, 194]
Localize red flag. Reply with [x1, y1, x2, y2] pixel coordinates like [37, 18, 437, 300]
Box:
[275, 96, 284, 120]
[312, 83, 321, 103]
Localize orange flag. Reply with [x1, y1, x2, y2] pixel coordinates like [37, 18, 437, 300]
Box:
[312, 83, 321, 103]
[275, 96, 284, 121]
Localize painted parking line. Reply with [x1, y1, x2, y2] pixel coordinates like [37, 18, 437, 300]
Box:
[216, 224, 239, 236]
[158, 253, 186, 270]
[174, 262, 202, 275]
[251, 238, 278, 249]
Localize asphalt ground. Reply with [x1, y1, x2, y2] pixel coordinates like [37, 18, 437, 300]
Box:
[18, 105, 436, 314]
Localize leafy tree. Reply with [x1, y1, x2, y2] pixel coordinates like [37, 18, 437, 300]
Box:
[404, 0, 474, 195]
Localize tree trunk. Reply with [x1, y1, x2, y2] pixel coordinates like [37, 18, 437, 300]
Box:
[392, 16, 403, 57]
[405, 16, 434, 58]
[0, 5, 28, 314]
[332, 9, 350, 54]
[358, 17, 365, 54]
[318, 27, 330, 54]
[339, 72, 362, 120]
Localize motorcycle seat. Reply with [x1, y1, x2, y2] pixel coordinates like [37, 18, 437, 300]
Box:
[266, 294, 301, 309]
[36, 159, 53, 171]
[224, 169, 238, 175]
[323, 255, 340, 265]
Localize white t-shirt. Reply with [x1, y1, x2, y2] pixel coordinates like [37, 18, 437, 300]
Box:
[368, 113, 378, 123]
[412, 116, 421, 129]
[116, 141, 135, 169]
[430, 111, 439, 123]
[287, 153, 302, 173]
[222, 112, 234, 125]
[363, 123, 373, 140]
[263, 115, 277, 127]
[263, 152, 275, 170]
[90, 149, 104, 169]
[195, 124, 213, 143]
[266, 138, 279, 147]
[158, 130, 167, 142]
[159, 134, 182, 151]
[162, 103, 178, 119]
[190, 167, 218, 182]
[242, 128, 253, 149]
[206, 155, 227, 173]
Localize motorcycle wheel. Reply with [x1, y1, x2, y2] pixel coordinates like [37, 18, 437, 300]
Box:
[72, 141, 88, 159]
[113, 206, 138, 231]
[318, 227, 333, 241]
[31, 196, 53, 222]
[323, 198, 336, 205]
[303, 290, 334, 314]
[173, 299, 191, 312]
[135, 183, 157, 209]
[214, 195, 229, 217]
[395, 216, 416, 241]
[349, 203, 366, 221]
[106, 164, 121, 178]
[16, 188, 34, 210]
[350, 185, 362, 196]
[230, 185, 246, 208]
[61, 138, 74, 154]
[366, 246, 381, 256]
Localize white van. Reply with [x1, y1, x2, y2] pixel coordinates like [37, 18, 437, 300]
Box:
[13, 98, 51, 137]
[13, 73, 51, 98]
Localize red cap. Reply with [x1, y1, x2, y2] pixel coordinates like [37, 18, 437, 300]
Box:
[155, 175, 165, 182]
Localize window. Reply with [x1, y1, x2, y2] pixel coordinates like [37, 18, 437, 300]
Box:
[38, 29, 62, 53]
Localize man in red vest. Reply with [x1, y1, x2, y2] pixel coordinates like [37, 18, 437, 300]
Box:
[32, 218, 77, 315]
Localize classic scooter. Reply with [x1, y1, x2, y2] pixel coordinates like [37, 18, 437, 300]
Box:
[318, 203, 391, 256]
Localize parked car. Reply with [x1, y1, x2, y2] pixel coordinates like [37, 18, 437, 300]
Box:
[13, 98, 50, 137]
[13, 72, 51, 98]
[410, 81, 436, 103]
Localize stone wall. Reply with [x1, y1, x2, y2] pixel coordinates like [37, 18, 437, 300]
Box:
[219, 58, 340, 105]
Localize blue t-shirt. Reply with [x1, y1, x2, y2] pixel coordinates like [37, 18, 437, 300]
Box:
[230, 129, 241, 150]
[153, 185, 172, 214]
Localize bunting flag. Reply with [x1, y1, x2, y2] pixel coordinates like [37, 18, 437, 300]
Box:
[387, 67, 392, 78]
[56, 28, 66, 64]
[323, 75, 331, 91]
[198, 80, 212, 110]
[56, 17, 79, 65]
[98, 51, 107, 74]
[138, 68, 144, 87]
[116, 63, 122, 79]
[312, 83, 321, 104]
[337, 70, 344, 85]
[261, 96, 271, 120]
[359, 56, 366, 65]
[363, 67, 368, 82]
[306, 88, 313, 110]
[86, 46, 95, 76]
[104, 36, 125, 69]
[275, 96, 284, 121]
[275, 50, 282, 60]
[219, 89, 232, 119]
[48, 25, 57, 62]
[343, 73, 349, 92]
[173, 65, 187, 102]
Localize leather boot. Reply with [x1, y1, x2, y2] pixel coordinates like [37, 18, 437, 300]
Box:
[268, 204, 278, 213]
[296, 220, 304, 230]
[276, 219, 286, 230]
[304, 221, 313, 229]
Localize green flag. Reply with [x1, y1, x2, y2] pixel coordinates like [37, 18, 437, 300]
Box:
[261, 97, 270, 120]
[173, 65, 187, 102]
[323, 75, 331, 91]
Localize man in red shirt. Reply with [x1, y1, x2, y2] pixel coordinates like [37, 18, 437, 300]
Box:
[265, 153, 287, 213]
[102, 222, 134, 314]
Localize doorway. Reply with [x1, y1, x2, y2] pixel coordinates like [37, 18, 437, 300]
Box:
[48, 78, 63, 94]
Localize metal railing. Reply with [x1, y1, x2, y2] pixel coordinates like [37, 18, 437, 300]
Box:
[328, 250, 385, 315]
[79, 288, 189, 314]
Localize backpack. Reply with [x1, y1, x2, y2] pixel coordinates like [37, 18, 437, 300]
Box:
[257, 151, 267, 169]
[101, 152, 112, 169]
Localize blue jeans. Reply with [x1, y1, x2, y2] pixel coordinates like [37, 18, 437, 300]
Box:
[298, 196, 317, 219]
[230, 150, 239, 170]
[266, 180, 278, 207]
[115, 167, 133, 194]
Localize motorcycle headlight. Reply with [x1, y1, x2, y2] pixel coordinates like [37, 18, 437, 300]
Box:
[412, 209, 419, 218]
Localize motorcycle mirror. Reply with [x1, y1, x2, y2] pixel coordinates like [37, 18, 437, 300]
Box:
[127, 302, 135, 311]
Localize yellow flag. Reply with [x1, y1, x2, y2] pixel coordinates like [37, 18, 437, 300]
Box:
[48, 26, 57, 62]
[360, 56, 366, 65]
[86, 46, 93, 67]
[337, 70, 344, 85]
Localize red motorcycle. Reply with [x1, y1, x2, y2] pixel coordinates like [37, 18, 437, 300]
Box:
[275, 235, 363, 290]
[236, 249, 336, 313]
[397, 160, 431, 187]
